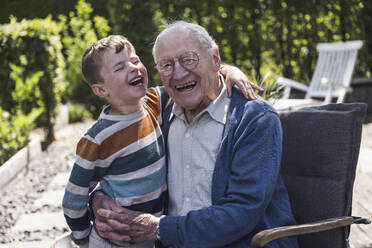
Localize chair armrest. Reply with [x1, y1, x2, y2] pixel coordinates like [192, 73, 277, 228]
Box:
[251, 216, 354, 248]
[320, 77, 352, 92]
[276, 77, 309, 92]
[276, 77, 309, 99]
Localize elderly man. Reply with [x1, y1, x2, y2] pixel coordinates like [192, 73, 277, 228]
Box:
[92, 21, 298, 248]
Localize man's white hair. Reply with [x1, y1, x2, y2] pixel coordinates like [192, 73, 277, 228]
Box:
[153, 21, 218, 58]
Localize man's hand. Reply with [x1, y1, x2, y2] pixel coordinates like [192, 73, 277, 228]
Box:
[97, 208, 160, 244]
[91, 191, 160, 246]
[220, 65, 264, 99]
[126, 209, 159, 243]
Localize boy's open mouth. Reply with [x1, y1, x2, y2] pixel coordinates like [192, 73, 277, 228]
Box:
[175, 81, 196, 92]
[129, 77, 144, 86]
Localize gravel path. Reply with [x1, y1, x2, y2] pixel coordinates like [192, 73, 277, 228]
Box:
[0, 120, 93, 245]
[361, 122, 372, 149]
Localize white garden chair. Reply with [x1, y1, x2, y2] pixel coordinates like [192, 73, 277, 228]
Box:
[273, 40, 363, 112]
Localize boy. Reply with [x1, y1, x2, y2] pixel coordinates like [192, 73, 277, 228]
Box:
[62, 35, 255, 248]
[63, 35, 168, 248]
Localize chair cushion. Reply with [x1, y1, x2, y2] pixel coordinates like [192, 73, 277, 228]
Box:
[279, 103, 367, 248]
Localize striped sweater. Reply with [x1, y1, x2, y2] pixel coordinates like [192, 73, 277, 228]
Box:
[62, 87, 169, 245]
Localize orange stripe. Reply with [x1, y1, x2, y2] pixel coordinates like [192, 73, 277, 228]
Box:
[76, 138, 100, 162]
[145, 88, 161, 117]
[99, 116, 157, 159]
[77, 115, 159, 161]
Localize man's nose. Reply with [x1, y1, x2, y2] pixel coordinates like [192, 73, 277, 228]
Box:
[172, 61, 188, 80]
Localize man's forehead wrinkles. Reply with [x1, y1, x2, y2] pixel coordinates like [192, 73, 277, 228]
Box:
[157, 32, 199, 50]
[157, 47, 200, 60]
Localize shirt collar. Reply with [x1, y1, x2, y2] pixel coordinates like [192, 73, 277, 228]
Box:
[169, 74, 230, 125]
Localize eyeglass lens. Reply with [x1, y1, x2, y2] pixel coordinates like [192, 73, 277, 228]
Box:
[157, 51, 199, 76]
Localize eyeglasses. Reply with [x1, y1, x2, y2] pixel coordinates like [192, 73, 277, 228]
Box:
[155, 51, 199, 77]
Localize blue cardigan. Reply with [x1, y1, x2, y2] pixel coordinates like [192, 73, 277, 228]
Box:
[159, 88, 298, 248]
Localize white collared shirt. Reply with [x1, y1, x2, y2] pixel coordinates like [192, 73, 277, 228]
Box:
[167, 80, 231, 216]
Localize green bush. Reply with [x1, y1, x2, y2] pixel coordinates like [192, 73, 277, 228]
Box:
[0, 1, 109, 164]
[59, 0, 110, 118]
[0, 16, 66, 145]
[257, 72, 283, 101]
[68, 103, 92, 123]
[0, 107, 41, 165]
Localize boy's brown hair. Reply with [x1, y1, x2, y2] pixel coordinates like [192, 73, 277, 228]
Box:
[81, 35, 135, 85]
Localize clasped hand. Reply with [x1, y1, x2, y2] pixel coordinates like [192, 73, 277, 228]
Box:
[92, 191, 160, 247]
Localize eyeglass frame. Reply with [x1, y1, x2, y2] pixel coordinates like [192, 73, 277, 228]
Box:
[155, 51, 200, 77]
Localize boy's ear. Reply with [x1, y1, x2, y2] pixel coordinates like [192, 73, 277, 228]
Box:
[91, 83, 108, 98]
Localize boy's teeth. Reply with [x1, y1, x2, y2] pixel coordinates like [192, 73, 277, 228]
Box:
[175, 81, 196, 89]
[129, 78, 143, 86]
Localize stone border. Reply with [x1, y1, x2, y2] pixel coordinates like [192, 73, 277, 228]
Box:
[0, 105, 69, 190]
[0, 135, 42, 190]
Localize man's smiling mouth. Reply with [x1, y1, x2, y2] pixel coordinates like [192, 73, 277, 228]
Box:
[175, 81, 196, 92]
[129, 77, 144, 86]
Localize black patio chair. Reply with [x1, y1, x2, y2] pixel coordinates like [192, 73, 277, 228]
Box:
[251, 103, 371, 248]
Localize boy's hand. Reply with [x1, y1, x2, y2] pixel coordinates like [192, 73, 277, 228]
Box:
[220, 65, 264, 99]
[91, 191, 132, 246]
[97, 208, 159, 243]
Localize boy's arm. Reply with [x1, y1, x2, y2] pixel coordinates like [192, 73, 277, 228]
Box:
[62, 164, 92, 245]
[147, 86, 171, 124]
[220, 65, 264, 99]
[62, 138, 102, 245]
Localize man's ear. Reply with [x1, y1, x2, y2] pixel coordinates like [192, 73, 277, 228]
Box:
[212, 48, 221, 72]
[91, 83, 108, 98]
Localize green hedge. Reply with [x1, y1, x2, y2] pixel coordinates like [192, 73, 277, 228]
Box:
[0, 0, 111, 164]
[0, 108, 41, 165]
[0, 16, 66, 146]
[60, 0, 110, 118]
